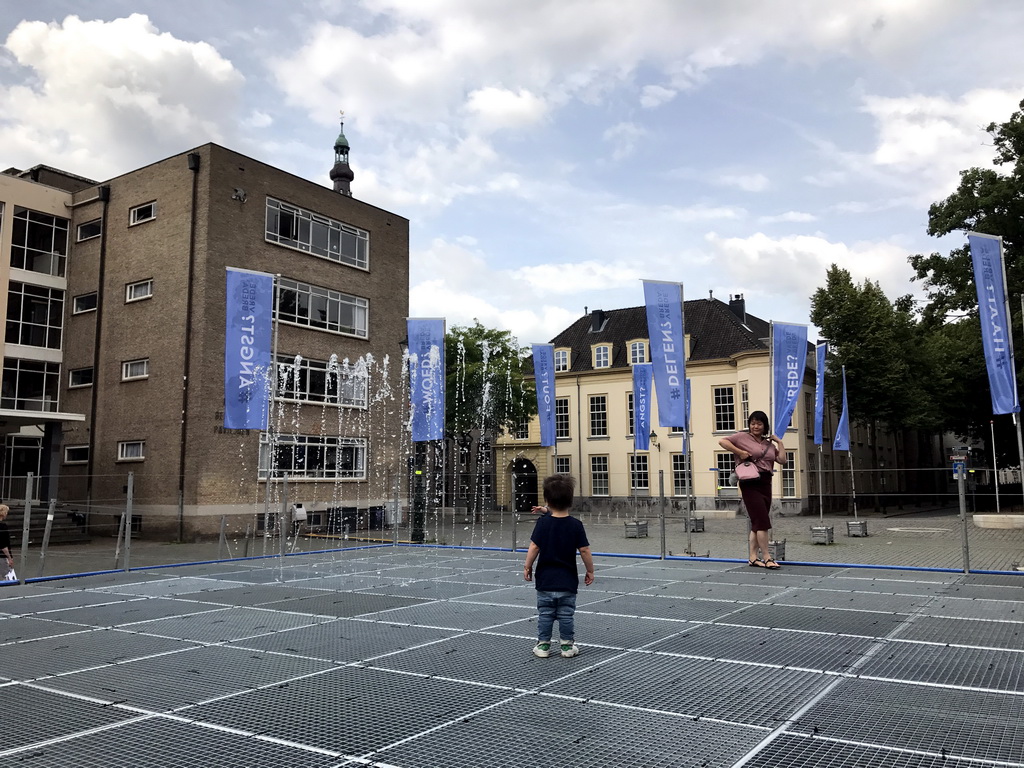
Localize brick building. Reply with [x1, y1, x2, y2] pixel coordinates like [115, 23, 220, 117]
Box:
[1, 127, 410, 537]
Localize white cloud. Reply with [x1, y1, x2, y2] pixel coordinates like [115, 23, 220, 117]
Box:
[512, 261, 643, 295]
[704, 231, 921, 325]
[602, 121, 646, 161]
[714, 172, 770, 192]
[758, 211, 817, 224]
[465, 86, 548, 132]
[640, 84, 676, 108]
[0, 14, 243, 178]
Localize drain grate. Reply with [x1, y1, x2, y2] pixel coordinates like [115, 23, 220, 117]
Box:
[790, 678, 1024, 763]
[743, 733, 971, 767]
[721, 603, 908, 637]
[1, 684, 139, 749]
[3, 716, 344, 767]
[648, 622, 875, 672]
[370, 600, 535, 631]
[0, 627, 200, 681]
[377, 693, 767, 768]
[185, 664, 511, 754]
[545, 650, 832, 727]
[595, 594, 740, 621]
[890, 615, 1024, 650]
[38, 643, 336, 709]
[858, 640, 1024, 691]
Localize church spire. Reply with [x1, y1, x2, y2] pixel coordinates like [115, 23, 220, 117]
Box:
[330, 110, 354, 196]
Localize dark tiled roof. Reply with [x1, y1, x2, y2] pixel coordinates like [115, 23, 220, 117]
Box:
[549, 298, 769, 372]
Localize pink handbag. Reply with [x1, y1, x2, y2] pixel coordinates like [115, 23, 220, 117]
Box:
[735, 461, 760, 482]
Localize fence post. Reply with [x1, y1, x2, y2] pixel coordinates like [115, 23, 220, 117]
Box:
[124, 472, 134, 572]
[37, 498, 56, 578]
[279, 474, 289, 559]
[18, 474, 32, 585]
[659, 470, 666, 560]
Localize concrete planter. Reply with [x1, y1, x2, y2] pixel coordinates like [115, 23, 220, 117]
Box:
[846, 520, 869, 537]
[810, 525, 835, 545]
[769, 539, 786, 561]
[624, 520, 649, 538]
[686, 517, 705, 532]
[972, 515, 1024, 529]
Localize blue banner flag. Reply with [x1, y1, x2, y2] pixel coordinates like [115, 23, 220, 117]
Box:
[632, 363, 653, 451]
[224, 268, 274, 430]
[642, 280, 686, 427]
[833, 366, 850, 451]
[814, 342, 827, 446]
[968, 232, 1019, 415]
[771, 322, 808, 437]
[532, 344, 556, 447]
[407, 318, 446, 441]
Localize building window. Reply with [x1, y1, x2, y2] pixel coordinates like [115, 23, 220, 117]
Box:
[740, 381, 750, 425]
[259, 433, 367, 480]
[589, 395, 607, 437]
[276, 277, 368, 338]
[2, 358, 60, 411]
[118, 440, 146, 461]
[126, 279, 153, 302]
[593, 345, 610, 368]
[275, 354, 368, 407]
[626, 392, 634, 436]
[714, 386, 736, 432]
[5, 282, 64, 349]
[555, 456, 570, 474]
[514, 419, 529, 439]
[590, 456, 609, 496]
[716, 452, 737, 489]
[69, 367, 94, 388]
[555, 397, 569, 439]
[77, 219, 102, 241]
[630, 453, 649, 491]
[73, 293, 98, 314]
[554, 349, 569, 372]
[10, 205, 69, 277]
[630, 341, 646, 364]
[782, 451, 796, 498]
[265, 198, 369, 270]
[122, 359, 149, 381]
[670, 425, 685, 435]
[805, 392, 814, 440]
[129, 202, 156, 225]
[672, 453, 691, 496]
[64, 445, 89, 464]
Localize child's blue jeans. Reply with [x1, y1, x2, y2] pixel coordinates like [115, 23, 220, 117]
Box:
[536, 590, 577, 643]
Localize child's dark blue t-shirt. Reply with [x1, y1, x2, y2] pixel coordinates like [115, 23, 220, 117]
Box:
[530, 514, 589, 593]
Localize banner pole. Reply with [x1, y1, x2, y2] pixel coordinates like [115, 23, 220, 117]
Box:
[849, 453, 858, 518]
[990, 420, 1000, 515]
[818, 444, 824, 522]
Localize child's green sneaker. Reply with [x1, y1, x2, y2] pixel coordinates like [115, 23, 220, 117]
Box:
[533, 642, 551, 658]
[560, 642, 579, 658]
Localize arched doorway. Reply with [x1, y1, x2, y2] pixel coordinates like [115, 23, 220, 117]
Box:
[510, 458, 538, 513]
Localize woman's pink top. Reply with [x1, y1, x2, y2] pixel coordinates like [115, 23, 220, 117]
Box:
[726, 431, 779, 472]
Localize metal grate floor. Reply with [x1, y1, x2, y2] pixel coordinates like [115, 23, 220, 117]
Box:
[0, 548, 1022, 767]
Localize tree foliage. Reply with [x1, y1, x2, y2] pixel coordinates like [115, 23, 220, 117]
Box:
[810, 266, 940, 434]
[906, 97, 1024, 456]
[444, 321, 537, 437]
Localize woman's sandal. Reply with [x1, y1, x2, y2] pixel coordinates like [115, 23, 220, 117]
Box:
[763, 559, 781, 569]
[748, 559, 767, 568]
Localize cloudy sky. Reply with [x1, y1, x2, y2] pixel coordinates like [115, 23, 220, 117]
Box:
[2, 1, 1022, 345]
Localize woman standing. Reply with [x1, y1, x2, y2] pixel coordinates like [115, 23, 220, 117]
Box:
[719, 411, 787, 569]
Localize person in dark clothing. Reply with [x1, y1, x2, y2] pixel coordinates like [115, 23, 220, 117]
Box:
[0, 504, 13, 576]
[523, 474, 594, 658]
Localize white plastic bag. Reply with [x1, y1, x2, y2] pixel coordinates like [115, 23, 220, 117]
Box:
[4, 568, 16, 582]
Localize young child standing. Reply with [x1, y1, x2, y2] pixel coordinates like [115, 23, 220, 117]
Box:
[523, 474, 595, 658]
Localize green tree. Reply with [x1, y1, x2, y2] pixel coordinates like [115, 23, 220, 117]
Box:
[810, 266, 938, 435]
[445, 321, 537, 436]
[444, 321, 537, 516]
[908, 97, 1024, 458]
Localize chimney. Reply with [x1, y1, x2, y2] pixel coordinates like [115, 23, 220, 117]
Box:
[589, 309, 606, 332]
[729, 294, 746, 323]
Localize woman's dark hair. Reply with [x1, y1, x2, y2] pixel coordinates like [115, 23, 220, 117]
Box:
[543, 474, 576, 510]
[748, 410, 770, 431]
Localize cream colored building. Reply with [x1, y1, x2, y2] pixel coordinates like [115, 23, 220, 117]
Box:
[497, 296, 899, 516]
